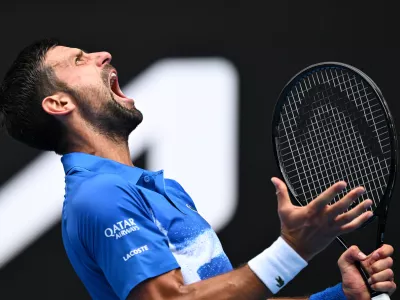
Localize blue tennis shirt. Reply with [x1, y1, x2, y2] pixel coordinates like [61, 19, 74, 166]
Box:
[61, 152, 233, 299]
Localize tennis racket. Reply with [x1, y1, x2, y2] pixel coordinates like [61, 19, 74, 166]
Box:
[272, 62, 398, 300]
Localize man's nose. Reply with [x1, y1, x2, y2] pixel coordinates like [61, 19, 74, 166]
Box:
[93, 52, 112, 67]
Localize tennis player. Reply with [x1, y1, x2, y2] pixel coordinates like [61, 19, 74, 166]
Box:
[0, 39, 396, 300]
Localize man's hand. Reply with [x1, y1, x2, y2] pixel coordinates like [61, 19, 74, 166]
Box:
[339, 245, 396, 300]
[272, 177, 373, 261]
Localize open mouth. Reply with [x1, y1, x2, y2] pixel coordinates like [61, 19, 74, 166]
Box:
[109, 71, 133, 103]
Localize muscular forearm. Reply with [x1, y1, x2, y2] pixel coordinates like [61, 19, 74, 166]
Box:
[130, 238, 310, 300]
[131, 264, 341, 300]
[183, 270, 311, 300]
[184, 268, 338, 300]
[131, 265, 273, 300]
[180, 265, 272, 300]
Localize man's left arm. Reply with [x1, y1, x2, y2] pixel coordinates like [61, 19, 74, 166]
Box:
[267, 244, 396, 300]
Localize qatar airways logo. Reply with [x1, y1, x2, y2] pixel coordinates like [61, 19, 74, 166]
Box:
[104, 218, 140, 240]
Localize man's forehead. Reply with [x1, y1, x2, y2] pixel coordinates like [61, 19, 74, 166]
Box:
[45, 46, 79, 68]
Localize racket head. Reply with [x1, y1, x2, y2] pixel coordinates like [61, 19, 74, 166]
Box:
[272, 62, 398, 224]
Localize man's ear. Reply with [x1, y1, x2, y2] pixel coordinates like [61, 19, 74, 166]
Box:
[42, 92, 75, 116]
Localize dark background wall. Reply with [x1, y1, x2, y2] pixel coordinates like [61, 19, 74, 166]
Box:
[0, 1, 399, 299]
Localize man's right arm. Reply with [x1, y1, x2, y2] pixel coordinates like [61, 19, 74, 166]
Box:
[130, 265, 272, 300]
[128, 178, 373, 300]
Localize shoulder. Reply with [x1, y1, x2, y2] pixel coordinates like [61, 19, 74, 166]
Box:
[79, 172, 128, 190]
[164, 178, 198, 208]
[68, 173, 145, 218]
[76, 173, 133, 200]
[164, 178, 192, 199]
[164, 178, 186, 193]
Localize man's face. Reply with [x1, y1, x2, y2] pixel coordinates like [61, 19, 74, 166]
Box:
[44, 46, 143, 141]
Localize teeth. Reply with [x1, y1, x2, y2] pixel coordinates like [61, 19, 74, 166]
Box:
[110, 73, 117, 86]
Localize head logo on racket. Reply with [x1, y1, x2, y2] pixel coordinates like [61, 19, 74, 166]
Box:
[272, 62, 398, 300]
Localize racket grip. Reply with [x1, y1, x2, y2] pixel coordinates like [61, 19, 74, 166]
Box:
[372, 293, 391, 300]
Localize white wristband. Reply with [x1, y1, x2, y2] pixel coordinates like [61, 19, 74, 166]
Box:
[248, 237, 308, 294]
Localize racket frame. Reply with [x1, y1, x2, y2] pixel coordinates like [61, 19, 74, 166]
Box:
[272, 62, 398, 248]
[272, 62, 398, 299]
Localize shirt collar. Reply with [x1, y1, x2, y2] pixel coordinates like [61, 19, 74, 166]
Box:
[61, 152, 144, 184]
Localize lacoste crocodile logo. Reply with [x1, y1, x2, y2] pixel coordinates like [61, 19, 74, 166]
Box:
[276, 276, 284, 288]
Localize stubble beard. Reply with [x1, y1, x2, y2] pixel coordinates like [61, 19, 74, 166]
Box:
[70, 67, 143, 143]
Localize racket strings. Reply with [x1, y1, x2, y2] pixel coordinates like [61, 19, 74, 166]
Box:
[278, 68, 391, 211]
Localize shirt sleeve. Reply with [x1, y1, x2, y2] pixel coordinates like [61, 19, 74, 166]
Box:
[309, 283, 346, 300]
[74, 175, 180, 299]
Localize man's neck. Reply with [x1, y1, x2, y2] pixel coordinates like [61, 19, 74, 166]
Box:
[67, 133, 134, 167]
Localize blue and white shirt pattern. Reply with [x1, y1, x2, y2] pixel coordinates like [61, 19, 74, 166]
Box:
[61, 153, 233, 300]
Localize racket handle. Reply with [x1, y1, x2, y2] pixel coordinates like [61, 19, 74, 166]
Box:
[372, 293, 391, 300]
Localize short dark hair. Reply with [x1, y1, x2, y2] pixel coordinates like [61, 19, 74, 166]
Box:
[0, 38, 68, 154]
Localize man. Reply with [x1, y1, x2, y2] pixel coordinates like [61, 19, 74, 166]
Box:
[0, 39, 395, 299]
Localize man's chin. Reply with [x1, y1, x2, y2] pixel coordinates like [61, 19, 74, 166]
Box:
[96, 98, 142, 137]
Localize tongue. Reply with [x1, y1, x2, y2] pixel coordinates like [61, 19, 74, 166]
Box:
[112, 78, 128, 99]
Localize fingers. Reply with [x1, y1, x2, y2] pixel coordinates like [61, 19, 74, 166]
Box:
[368, 257, 394, 275]
[368, 269, 394, 285]
[271, 177, 291, 210]
[310, 181, 347, 211]
[338, 245, 368, 268]
[328, 187, 366, 216]
[367, 251, 396, 296]
[337, 210, 373, 234]
[370, 281, 397, 296]
[367, 245, 394, 267]
[334, 199, 373, 227]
